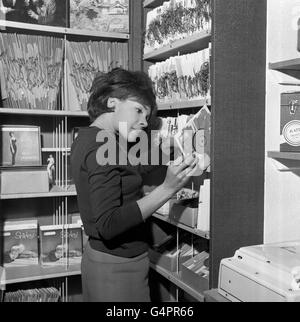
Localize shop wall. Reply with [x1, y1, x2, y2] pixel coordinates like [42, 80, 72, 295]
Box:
[265, 0, 300, 243]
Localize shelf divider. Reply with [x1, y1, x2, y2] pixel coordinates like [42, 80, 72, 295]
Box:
[268, 151, 300, 161]
[269, 59, 300, 71]
[150, 263, 205, 302]
[153, 213, 210, 239]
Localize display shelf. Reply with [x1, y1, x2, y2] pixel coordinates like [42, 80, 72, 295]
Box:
[143, 30, 211, 62]
[150, 263, 205, 302]
[157, 98, 210, 111]
[144, 0, 164, 8]
[0, 185, 77, 200]
[0, 264, 81, 288]
[0, 20, 129, 40]
[269, 59, 300, 71]
[153, 213, 210, 240]
[268, 151, 300, 161]
[0, 108, 89, 118]
[65, 28, 130, 40]
[41, 148, 71, 153]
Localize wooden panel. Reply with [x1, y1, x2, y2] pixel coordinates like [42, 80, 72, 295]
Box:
[129, 0, 144, 71]
[210, 0, 266, 288]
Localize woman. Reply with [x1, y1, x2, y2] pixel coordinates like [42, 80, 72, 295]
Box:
[70, 68, 198, 302]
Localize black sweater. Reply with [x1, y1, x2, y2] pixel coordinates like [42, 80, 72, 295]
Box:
[71, 127, 157, 258]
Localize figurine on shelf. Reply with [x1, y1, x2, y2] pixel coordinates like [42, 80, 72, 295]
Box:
[47, 154, 55, 187]
[9, 131, 17, 166]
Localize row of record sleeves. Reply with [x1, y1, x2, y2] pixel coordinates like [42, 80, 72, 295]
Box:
[1, 216, 88, 269]
[3, 287, 60, 302]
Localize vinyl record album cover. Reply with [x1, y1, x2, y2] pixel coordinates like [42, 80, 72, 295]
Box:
[70, 0, 129, 33]
[0, 125, 41, 167]
[40, 224, 83, 266]
[1, 220, 39, 267]
[0, 0, 68, 27]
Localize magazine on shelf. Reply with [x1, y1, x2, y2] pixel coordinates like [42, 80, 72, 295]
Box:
[70, 0, 129, 33]
[40, 223, 83, 266]
[1, 220, 39, 267]
[0, 0, 68, 27]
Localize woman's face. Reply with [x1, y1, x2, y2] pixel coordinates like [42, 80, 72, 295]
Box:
[111, 98, 151, 142]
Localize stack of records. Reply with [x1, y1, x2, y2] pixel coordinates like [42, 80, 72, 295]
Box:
[4, 287, 60, 302]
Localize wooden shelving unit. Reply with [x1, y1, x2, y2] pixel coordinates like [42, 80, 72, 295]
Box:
[153, 213, 210, 240]
[268, 151, 300, 161]
[150, 263, 205, 302]
[142, 0, 267, 296]
[143, 30, 211, 62]
[0, 2, 140, 302]
[0, 264, 81, 288]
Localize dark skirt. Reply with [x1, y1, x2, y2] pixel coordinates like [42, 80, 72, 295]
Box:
[81, 241, 150, 302]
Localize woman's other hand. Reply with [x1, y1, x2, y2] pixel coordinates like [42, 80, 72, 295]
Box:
[163, 154, 198, 195]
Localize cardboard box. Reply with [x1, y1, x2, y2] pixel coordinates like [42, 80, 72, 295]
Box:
[181, 251, 210, 293]
[169, 201, 198, 228]
[0, 166, 49, 195]
[1, 220, 39, 267]
[280, 92, 300, 152]
[40, 224, 83, 266]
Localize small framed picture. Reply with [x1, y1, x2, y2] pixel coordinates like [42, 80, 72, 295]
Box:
[70, 0, 129, 33]
[0, 125, 42, 167]
[0, 0, 68, 27]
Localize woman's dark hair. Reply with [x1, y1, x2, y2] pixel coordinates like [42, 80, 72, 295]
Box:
[87, 68, 157, 124]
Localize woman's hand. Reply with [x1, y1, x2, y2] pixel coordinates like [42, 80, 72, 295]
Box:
[162, 154, 198, 195]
